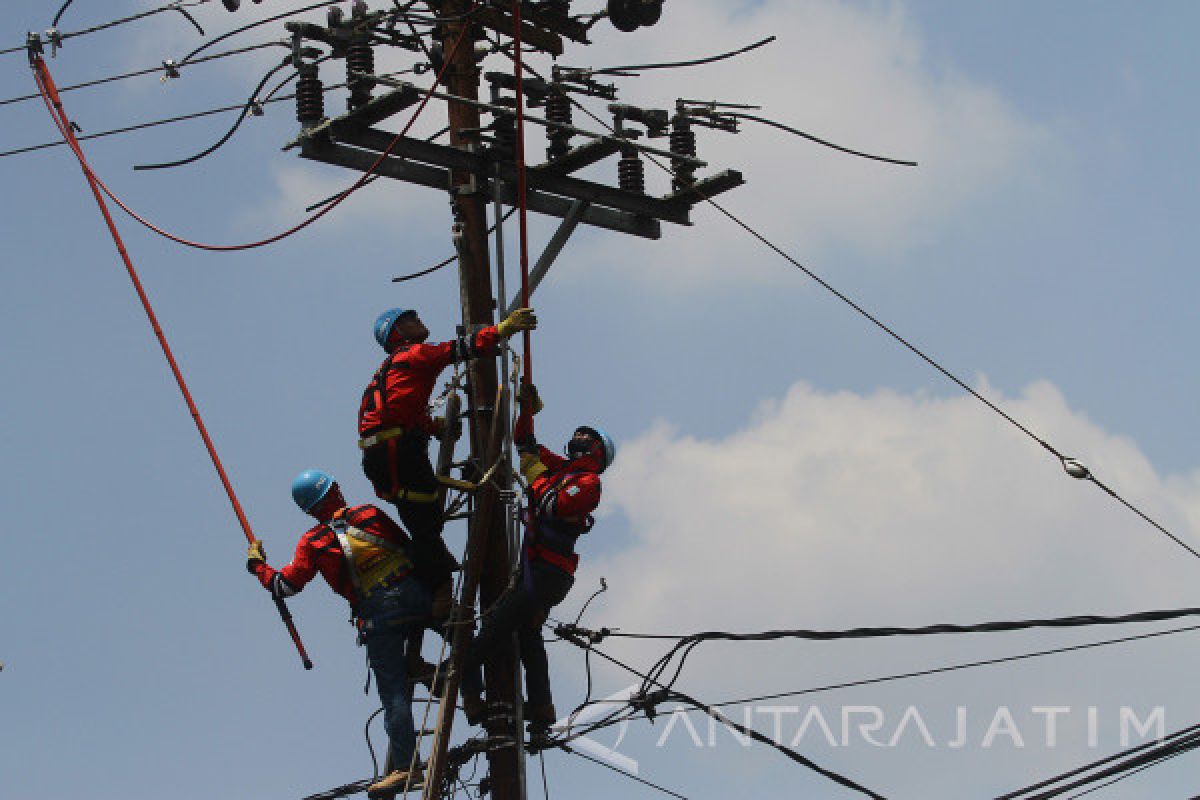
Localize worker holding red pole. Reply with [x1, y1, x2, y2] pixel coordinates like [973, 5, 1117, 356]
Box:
[247, 469, 433, 797]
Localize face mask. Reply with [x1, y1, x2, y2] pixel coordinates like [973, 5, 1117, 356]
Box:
[567, 433, 595, 460]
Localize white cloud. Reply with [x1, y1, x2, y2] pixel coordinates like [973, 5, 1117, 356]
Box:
[554, 0, 1054, 286]
[587, 378, 1199, 667]
[557, 379, 1200, 796]
[119, 1, 1055, 287]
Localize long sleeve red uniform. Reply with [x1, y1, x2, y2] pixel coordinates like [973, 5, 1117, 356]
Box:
[250, 504, 414, 608]
[518, 410, 604, 546]
[358, 327, 501, 437]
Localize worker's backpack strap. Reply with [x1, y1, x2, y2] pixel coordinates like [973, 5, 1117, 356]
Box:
[330, 509, 414, 607]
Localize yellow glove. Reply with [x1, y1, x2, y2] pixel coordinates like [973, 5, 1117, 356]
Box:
[246, 540, 267, 573]
[497, 307, 538, 338]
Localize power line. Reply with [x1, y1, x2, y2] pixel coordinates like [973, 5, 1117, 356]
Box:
[27, 18, 471, 253]
[0, 64, 413, 162]
[581, 35, 777, 76]
[552, 606, 1200, 695]
[557, 745, 689, 800]
[997, 721, 1200, 799]
[501, 49, 1200, 564]
[1, 0, 213, 57]
[0, 41, 286, 109]
[729, 112, 918, 166]
[549, 627, 888, 800]
[573, 624, 1200, 734]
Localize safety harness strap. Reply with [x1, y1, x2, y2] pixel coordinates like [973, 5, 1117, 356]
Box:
[527, 543, 579, 575]
[330, 511, 414, 608]
[358, 425, 407, 450]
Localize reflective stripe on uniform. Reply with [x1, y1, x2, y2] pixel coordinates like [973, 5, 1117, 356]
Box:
[358, 425, 407, 450]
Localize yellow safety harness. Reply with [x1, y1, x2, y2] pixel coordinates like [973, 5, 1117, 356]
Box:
[329, 512, 414, 605]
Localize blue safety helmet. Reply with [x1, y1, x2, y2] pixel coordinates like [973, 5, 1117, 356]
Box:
[574, 426, 616, 473]
[292, 469, 336, 513]
[374, 308, 416, 350]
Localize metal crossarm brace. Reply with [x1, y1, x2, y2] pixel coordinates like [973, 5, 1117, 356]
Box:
[505, 198, 590, 317]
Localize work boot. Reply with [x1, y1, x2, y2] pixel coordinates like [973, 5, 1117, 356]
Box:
[367, 766, 424, 798]
[526, 702, 557, 729]
[462, 692, 486, 726]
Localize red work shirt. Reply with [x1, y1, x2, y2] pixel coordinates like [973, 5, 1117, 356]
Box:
[358, 327, 501, 437]
[251, 504, 412, 608]
[515, 410, 603, 520]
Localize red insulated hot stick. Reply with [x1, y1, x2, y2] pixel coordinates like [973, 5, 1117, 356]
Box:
[509, 0, 534, 387]
[29, 52, 314, 670]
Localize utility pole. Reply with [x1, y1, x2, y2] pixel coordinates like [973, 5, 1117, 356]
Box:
[437, 2, 523, 799]
[281, 2, 745, 796]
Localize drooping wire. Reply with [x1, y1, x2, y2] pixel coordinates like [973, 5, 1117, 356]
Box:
[364, 706, 386, 779]
[2, 0, 210, 56]
[585, 35, 776, 76]
[28, 26, 472, 253]
[729, 112, 917, 166]
[50, 0, 77, 29]
[179, 1, 344, 66]
[391, 208, 517, 283]
[133, 53, 298, 170]
[54, 0, 208, 43]
[499, 49, 1200, 564]
[30, 50, 314, 669]
[550, 627, 886, 799]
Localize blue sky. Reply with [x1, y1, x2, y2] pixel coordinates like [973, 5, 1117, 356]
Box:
[3, 2, 1200, 799]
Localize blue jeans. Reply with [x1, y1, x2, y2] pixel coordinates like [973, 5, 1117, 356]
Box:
[361, 577, 432, 771]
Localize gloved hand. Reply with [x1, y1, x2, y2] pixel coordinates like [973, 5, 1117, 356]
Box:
[497, 307, 538, 338]
[519, 381, 544, 415]
[246, 540, 267, 574]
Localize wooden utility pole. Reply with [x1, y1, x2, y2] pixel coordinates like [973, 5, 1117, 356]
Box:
[285, 4, 745, 796]
[425, 2, 523, 799]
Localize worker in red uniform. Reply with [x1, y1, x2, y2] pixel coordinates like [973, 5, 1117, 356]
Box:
[247, 469, 432, 798]
[359, 307, 537, 618]
[460, 383, 615, 730]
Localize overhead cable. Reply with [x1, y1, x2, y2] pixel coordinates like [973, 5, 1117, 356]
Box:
[27, 41, 463, 251]
[996, 720, 1200, 799]
[584, 35, 777, 76]
[132, 53, 303, 170]
[31, 49, 314, 670]
[0, 41, 286, 109]
[501, 50, 1200, 564]
[559, 745, 689, 799]
[730, 112, 917, 166]
[568, 623, 1200, 736]
[551, 627, 888, 799]
[615, 606, 1200, 693]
